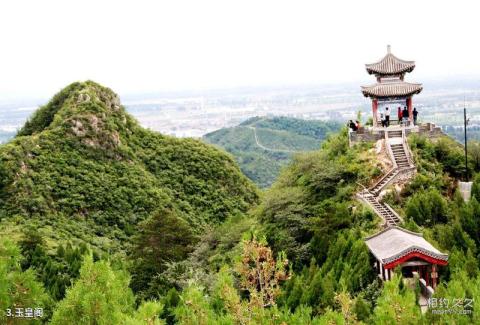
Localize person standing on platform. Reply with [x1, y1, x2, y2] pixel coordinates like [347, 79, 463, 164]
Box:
[397, 107, 402, 125]
[413, 107, 418, 125]
[385, 107, 390, 127]
[348, 120, 357, 131]
[402, 106, 409, 126]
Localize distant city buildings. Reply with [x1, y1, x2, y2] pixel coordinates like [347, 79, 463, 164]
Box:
[0, 81, 479, 143]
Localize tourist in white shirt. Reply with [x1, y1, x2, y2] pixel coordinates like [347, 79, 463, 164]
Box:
[384, 107, 390, 127]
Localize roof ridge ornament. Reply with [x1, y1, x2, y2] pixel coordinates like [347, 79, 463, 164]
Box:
[387, 44, 391, 54]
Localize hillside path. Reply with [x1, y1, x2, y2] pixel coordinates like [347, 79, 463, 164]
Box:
[246, 126, 299, 153]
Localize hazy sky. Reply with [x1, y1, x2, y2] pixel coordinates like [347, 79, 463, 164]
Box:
[1, 0, 479, 99]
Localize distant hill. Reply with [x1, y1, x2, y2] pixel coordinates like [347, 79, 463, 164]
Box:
[0, 81, 258, 251]
[203, 116, 342, 187]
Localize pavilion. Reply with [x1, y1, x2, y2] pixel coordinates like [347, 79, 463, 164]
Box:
[365, 226, 448, 289]
[361, 45, 423, 127]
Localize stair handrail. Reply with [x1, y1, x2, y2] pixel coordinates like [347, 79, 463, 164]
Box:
[370, 168, 398, 193]
[384, 202, 403, 223]
[356, 181, 370, 193]
[385, 131, 398, 169]
[402, 128, 415, 167]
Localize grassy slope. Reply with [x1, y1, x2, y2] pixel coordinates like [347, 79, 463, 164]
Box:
[0, 81, 258, 252]
[203, 116, 342, 188]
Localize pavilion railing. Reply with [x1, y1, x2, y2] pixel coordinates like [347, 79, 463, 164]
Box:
[419, 278, 434, 299]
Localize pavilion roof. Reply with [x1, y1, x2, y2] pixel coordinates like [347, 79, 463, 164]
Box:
[365, 226, 448, 265]
[366, 46, 416, 76]
[361, 81, 423, 98]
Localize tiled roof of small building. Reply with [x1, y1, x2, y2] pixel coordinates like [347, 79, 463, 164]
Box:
[366, 46, 416, 76]
[361, 81, 423, 98]
[365, 226, 448, 265]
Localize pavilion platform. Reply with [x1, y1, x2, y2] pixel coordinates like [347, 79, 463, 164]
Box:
[349, 122, 444, 146]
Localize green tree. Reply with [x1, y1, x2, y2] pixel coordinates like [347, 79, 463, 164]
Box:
[426, 271, 480, 325]
[471, 172, 480, 201]
[405, 189, 449, 226]
[468, 140, 480, 171]
[130, 208, 197, 298]
[18, 229, 89, 301]
[0, 239, 51, 324]
[173, 285, 233, 325]
[371, 274, 423, 325]
[50, 255, 164, 324]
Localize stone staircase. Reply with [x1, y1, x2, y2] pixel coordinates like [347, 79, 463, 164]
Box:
[391, 143, 410, 168]
[388, 130, 402, 138]
[358, 189, 401, 226]
[370, 169, 400, 196]
[356, 128, 416, 227]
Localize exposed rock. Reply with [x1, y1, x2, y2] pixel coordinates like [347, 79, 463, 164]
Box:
[77, 93, 91, 104]
[111, 131, 121, 146]
[71, 120, 86, 137]
[88, 115, 100, 133]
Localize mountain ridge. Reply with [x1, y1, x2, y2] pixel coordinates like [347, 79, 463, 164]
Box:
[0, 81, 258, 251]
[203, 116, 342, 187]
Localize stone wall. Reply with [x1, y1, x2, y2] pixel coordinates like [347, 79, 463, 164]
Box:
[408, 123, 445, 138]
[349, 123, 445, 146]
[348, 128, 384, 146]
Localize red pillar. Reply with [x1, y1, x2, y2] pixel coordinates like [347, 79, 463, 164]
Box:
[372, 99, 378, 126]
[407, 97, 413, 123]
[431, 264, 438, 289]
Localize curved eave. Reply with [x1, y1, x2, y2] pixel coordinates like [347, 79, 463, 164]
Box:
[366, 65, 415, 76]
[361, 82, 423, 98]
[366, 53, 416, 76]
[383, 247, 449, 270]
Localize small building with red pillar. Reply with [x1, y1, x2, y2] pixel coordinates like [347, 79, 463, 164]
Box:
[365, 226, 448, 289]
[361, 45, 423, 126]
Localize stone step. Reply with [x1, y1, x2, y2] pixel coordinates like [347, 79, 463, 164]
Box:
[388, 132, 402, 137]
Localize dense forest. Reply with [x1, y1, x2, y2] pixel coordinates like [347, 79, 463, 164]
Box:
[1, 82, 480, 324]
[203, 116, 341, 188]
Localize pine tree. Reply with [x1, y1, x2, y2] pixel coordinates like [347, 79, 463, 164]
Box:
[371, 274, 423, 325]
[0, 239, 51, 324]
[50, 255, 163, 324]
[130, 208, 197, 297]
